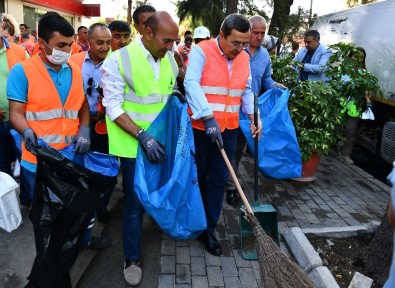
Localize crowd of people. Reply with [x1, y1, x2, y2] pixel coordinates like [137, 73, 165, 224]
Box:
[0, 4, 372, 287]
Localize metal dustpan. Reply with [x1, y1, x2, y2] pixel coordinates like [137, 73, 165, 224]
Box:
[240, 94, 279, 260]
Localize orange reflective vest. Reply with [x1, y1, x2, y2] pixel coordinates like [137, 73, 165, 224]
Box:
[32, 42, 40, 56]
[69, 51, 87, 68]
[6, 42, 27, 70]
[21, 55, 85, 164]
[71, 42, 82, 55]
[190, 39, 250, 131]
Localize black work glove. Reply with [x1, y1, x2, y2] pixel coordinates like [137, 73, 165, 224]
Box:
[22, 128, 37, 152]
[73, 125, 90, 153]
[172, 89, 186, 103]
[136, 130, 166, 163]
[202, 116, 223, 148]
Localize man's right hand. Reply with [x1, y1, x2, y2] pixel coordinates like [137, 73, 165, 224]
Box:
[203, 116, 223, 148]
[22, 128, 37, 152]
[136, 130, 166, 163]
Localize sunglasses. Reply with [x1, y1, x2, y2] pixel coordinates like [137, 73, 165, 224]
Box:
[86, 77, 103, 97]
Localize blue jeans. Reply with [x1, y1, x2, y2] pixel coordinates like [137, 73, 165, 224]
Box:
[0, 121, 17, 175]
[22, 167, 36, 201]
[193, 128, 238, 233]
[121, 157, 144, 261]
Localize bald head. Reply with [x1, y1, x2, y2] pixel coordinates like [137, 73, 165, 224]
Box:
[145, 11, 178, 35]
[142, 11, 179, 60]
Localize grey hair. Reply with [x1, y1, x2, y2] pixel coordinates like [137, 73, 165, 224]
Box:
[249, 15, 267, 28]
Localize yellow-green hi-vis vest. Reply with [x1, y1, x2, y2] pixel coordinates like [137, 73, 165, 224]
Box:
[106, 42, 178, 158]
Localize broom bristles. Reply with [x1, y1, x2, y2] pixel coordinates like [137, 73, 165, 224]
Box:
[244, 212, 315, 288]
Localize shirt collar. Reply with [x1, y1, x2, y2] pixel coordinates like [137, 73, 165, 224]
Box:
[1, 36, 10, 49]
[85, 50, 105, 67]
[43, 61, 70, 72]
[136, 37, 157, 62]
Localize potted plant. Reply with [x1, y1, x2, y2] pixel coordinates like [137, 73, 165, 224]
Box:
[271, 43, 382, 181]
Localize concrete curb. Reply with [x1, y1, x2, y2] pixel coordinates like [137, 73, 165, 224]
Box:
[283, 227, 323, 273]
[302, 221, 380, 238]
[283, 223, 379, 288]
[309, 266, 340, 288]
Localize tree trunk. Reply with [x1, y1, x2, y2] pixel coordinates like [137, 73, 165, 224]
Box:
[225, 0, 239, 15]
[127, 0, 132, 24]
[269, 0, 294, 36]
[361, 207, 393, 286]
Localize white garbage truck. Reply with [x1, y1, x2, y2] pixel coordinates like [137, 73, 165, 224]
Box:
[311, 0, 395, 164]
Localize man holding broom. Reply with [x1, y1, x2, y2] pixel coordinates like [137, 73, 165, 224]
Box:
[184, 14, 261, 256]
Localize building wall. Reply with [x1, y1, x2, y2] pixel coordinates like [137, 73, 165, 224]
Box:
[4, 0, 82, 31]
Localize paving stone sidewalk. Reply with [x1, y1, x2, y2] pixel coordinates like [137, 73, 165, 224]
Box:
[157, 150, 391, 288]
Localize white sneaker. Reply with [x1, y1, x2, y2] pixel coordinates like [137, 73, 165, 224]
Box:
[13, 159, 20, 177]
[343, 156, 354, 165]
[123, 260, 142, 286]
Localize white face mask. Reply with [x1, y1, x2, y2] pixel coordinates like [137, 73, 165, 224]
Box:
[43, 41, 71, 65]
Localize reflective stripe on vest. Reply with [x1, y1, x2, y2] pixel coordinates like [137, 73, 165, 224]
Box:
[25, 109, 79, 121]
[201, 86, 244, 97]
[190, 40, 249, 131]
[21, 56, 85, 164]
[106, 42, 178, 158]
[119, 48, 177, 105]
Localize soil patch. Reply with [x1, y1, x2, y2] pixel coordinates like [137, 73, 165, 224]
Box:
[308, 235, 380, 288]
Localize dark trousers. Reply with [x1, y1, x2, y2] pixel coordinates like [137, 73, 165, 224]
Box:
[193, 128, 238, 233]
[0, 121, 17, 175]
[343, 115, 360, 157]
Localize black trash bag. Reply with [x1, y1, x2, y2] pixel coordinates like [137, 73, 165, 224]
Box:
[27, 144, 117, 288]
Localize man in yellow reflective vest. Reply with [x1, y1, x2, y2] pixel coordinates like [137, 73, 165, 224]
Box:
[185, 14, 262, 256]
[101, 11, 179, 286]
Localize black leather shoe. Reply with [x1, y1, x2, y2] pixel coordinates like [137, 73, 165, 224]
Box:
[86, 236, 112, 250]
[226, 189, 238, 207]
[96, 207, 109, 223]
[198, 231, 222, 256]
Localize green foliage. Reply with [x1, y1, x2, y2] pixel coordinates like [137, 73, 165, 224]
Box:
[271, 43, 383, 161]
[176, 0, 225, 36]
[325, 42, 383, 113]
[272, 55, 344, 161]
[289, 81, 344, 160]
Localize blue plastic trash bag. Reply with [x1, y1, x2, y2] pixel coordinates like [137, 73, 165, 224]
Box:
[134, 95, 207, 239]
[10, 129, 22, 154]
[240, 88, 302, 179]
[58, 144, 119, 177]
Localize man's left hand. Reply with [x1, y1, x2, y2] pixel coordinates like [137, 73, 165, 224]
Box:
[250, 118, 262, 140]
[73, 125, 90, 153]
[275, 83, 287, 89]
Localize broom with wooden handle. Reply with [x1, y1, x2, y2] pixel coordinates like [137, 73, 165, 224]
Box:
[217, 141, 314, 288]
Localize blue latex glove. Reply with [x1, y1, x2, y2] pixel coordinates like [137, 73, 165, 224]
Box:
[73, 125, 90, 153]
[136, 130, 166, 163]
[203, 116, 223, 148]
[22, 128, 37, 152]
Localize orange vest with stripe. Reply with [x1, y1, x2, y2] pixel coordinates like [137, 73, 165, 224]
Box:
[21, 55, 85, 164]
[190, 39, 250, 131]
[6, 42, 27, 70]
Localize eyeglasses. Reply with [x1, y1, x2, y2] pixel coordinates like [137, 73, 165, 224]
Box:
[86, 77, 103, 97]
[231, 41, 249, 49]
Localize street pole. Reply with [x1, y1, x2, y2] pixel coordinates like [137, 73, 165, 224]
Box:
[309, 0, 313, 26]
